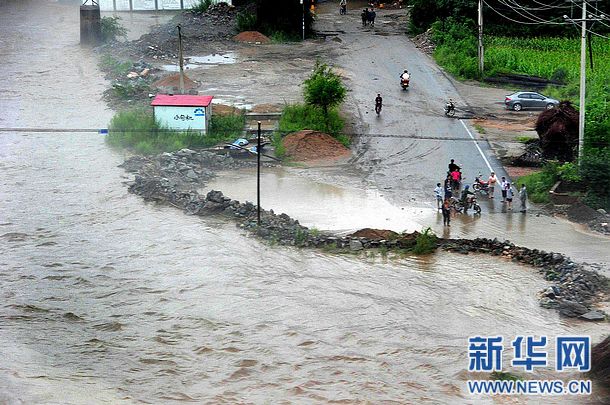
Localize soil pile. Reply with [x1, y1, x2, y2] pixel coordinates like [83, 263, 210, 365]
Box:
[233, 31, 271, 44]
[282, 130, 350, 161]
[153, 73, 198, 91]
[350, 228, 399, 240]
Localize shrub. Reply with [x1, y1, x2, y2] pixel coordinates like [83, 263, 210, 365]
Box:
[236, 11, 257, 32]
[99, 55, 132, 77]
[412, 228, 438, 255]
[191, 0, 213, 13]
[303, 61, 347, 130]
[100, 16, 128, 42]
[278, 103, 345, 137]
[580, 149, 610, 210]
[516, 164, 559, 204]
[272, 132, 286, 158]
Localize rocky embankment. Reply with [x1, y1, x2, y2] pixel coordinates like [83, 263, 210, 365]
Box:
[121, 149, 609, 320]
[442, 239, 608, 321]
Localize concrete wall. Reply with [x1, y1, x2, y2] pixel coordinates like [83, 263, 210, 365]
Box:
[99, 0, 232, 11]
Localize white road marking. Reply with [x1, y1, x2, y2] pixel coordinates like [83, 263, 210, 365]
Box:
[459, 119, 493, 173]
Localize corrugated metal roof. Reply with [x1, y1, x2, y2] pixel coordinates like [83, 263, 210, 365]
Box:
[151, 94, 213, 107]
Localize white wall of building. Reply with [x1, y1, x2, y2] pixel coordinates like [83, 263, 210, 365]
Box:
[99, 0, 232, 12]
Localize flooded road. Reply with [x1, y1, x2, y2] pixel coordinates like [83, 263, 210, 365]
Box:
[0, 1, 608, 404]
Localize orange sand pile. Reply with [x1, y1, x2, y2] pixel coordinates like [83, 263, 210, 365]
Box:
[233, 31, 271, 44]
[282, 130, 350, 161]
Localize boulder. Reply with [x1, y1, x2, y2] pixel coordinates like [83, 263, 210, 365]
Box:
[579, 311, 606, 322]
[558, 300, 589, 317]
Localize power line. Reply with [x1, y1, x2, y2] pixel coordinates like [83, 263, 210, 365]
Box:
[0, 127, 606, 146]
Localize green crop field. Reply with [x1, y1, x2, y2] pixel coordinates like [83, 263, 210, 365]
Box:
[485, 36, 610, 81]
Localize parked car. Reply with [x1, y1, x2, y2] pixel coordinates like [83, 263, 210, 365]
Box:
[504, 91, 559, 111]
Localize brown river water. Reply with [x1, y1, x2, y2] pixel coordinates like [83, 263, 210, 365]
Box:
[0, 1, 608, 403]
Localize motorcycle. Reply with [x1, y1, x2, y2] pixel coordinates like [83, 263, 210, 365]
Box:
[444, 101, 455, 117]
[375, 102, 382, 115]
[472, 174, 490, 194]
[400, 75, 410, 90]
[450, 195, 482, 214]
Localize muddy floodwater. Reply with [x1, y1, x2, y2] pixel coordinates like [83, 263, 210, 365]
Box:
[0, 1, 608, 404]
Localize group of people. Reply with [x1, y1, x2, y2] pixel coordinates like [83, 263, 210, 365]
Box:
[434, 159, 529, 227]
[361, 7, 377, 26]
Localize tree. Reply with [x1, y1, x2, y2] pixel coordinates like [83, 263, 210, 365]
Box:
[303, 61, 346, 131]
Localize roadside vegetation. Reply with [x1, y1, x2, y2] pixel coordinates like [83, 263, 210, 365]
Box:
[407, 0, 610, 210]
[517, 162, 581, 204]
[100, 16, 128, 42]
[106, 109, 245, 155]
[412, 228, 438, 255]
[274, 61, 348, 153]
[190, 0, 213, 14]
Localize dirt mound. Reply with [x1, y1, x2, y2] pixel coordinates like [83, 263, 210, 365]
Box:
[282, 130, 350, 161]
[350, 228, 399, 240]
[567, 202, 602, 223]
[233, 31, 271, 44]
[153, 73, 198, 90]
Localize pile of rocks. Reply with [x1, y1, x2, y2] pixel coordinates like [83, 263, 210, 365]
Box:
[411, 29, 435, 55]
[441, 238, 608, 320]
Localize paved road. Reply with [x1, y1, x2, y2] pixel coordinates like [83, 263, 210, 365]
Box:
[315, 4, 508, 206]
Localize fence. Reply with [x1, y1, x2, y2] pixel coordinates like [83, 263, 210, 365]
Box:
[98, 0, 232, 11]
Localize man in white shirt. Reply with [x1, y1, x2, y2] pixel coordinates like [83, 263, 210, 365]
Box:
[501, 177, 509, 203]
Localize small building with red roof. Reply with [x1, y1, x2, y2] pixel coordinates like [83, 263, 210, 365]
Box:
[151, 94, 213, 133]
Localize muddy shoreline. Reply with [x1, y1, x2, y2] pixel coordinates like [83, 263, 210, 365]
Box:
[121, 150, 609, 320]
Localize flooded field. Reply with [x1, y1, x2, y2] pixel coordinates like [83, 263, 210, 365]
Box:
[0, 1, 608, 403]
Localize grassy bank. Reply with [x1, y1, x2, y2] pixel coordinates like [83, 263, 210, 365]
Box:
[277, 103, 347, 144]
[106, 109, 245, 155]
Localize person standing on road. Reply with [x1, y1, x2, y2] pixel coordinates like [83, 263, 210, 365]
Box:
[506, 183, 514, 210]
[442, 198, 451, 226]
[361, 8, 368, 26]
[519, 183, 528, 213]
[434, 182, 443, 210]
[500, 176, 509, 202]
[444, 175, 453, 200]
[488, 171, 497, 199]
[368, 8, 376, 27]
[339, 0, 347, 14]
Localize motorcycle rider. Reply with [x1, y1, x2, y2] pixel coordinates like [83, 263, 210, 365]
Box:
[446, 98, 455, 113]
[448, 159, 460, 173]
[375, 93, 382, 113]
[400, 69, 410, 86]
[460, 185, 475, 211]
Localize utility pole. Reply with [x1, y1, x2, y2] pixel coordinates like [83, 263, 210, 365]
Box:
[478, 0, 484, 76]
[257, 121, 261, 226]
[301, 0, 305, 41]
[578, 0, 586, 161]
[177, 25, 185, 94]
[564, 0, 604, 161]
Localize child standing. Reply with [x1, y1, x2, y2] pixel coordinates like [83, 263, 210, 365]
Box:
[434, 182, 443, 210]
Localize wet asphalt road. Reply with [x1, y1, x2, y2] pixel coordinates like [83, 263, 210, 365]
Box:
[316, 4, 509, 204]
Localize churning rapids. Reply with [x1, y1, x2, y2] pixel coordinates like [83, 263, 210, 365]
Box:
[0, 1, 608, 404]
